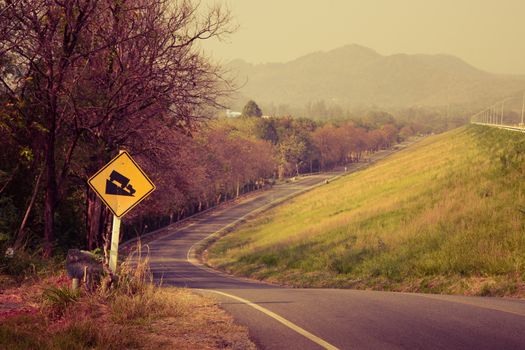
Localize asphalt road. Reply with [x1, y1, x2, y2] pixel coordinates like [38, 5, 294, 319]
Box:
[145, 147, 525, 350]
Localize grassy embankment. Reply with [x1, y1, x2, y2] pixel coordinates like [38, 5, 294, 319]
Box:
[208, 125, 525, 297]
[0, 251, 255, 350]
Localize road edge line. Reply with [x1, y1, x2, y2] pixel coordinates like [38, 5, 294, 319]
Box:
[201, 289, 340, 350]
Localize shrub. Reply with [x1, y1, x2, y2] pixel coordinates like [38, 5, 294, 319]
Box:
[42, 285, 80, 317]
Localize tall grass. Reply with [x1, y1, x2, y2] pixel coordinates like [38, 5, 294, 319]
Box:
[208, 126, 525, 296]
[110, 246, 189, 324]
[1, 243, 254, 349]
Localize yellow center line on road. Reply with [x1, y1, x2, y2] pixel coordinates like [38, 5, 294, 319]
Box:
[200, 289, 340, 350]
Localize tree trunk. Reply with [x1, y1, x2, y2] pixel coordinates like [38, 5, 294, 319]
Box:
[86, 188, 103, 250]
[86, 153, 109, 251]
[101, 207, 112, 266]
[43, 118, 57, 258]
[0, 164, 19, 196]
[14, 168, 43, 250]
[278, 164, 285, 180]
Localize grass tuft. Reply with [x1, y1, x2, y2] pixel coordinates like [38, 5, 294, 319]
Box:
[42, 285, 80, 317]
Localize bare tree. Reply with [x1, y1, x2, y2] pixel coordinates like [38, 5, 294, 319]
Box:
[0, 0, 235, 256]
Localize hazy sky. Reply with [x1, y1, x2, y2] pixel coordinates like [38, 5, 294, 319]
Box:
[202, 0, 525, 75]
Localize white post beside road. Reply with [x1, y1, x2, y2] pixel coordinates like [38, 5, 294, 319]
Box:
[500, 101, 504, 125]
[109, 149, 123, 273]
[109, 214, 121, 273]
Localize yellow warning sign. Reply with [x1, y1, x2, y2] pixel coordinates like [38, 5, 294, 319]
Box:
[88, 151, 155, 218]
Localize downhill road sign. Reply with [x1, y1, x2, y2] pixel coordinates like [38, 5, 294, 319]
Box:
[88, 151, 155, 218]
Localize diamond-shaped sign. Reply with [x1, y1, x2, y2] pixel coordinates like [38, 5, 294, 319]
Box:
[88, 151, 155, 217]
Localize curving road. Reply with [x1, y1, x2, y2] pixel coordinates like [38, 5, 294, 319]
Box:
[145, 148, 525, 350]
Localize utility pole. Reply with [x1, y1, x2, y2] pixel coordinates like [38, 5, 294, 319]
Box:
[521, 91, 525, 127]
[500, 101, 504, 125]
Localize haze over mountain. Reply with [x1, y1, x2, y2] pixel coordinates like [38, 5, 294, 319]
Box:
[226, 44, 525, 111]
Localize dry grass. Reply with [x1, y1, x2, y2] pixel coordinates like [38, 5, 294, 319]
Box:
[208, 126, 525, 297]
[1, 244, 255, 349]
[135, 289, 256, 350]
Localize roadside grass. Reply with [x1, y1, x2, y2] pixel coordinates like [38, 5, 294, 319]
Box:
[1, 247, 255, 349]
[208, 125, 525, 297]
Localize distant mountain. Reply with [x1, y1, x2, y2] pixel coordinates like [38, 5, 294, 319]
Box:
[226, 44, 525, 110]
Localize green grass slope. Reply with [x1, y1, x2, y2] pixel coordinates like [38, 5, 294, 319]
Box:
[208, 125, 525, 297]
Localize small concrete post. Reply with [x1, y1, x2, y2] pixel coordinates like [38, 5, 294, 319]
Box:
[109, 214, 121, 273]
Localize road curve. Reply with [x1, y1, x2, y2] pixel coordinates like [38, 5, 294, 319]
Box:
[145, 148, 525, 350]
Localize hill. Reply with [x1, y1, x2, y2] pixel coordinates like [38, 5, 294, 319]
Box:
[208, 125, 525, 297]
[227, 44, 525, 110]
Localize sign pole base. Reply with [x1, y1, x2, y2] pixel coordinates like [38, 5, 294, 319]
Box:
[109, 214, 121, 273]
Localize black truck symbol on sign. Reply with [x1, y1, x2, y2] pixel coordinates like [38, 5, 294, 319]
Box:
[105, 170, 136, 196]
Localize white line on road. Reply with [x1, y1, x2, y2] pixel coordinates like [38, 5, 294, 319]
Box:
[145, 141, 419, 350]
[201, 289, 340, 350]
[183, 175, 345, 349]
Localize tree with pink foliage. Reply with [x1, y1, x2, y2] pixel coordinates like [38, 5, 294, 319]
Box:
[0, 0, 234, 257]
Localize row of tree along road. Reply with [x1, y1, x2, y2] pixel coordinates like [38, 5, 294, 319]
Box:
[0, 1, 429, 262]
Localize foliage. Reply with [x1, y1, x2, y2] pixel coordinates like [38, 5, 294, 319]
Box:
[0, 196, 18, 242]
[42, 285, 81, 317]
[0, 249, 64, 284]
[0, 1, 410, 259]
[241, 100, 263, 118]
[0, 0, 235, 256]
